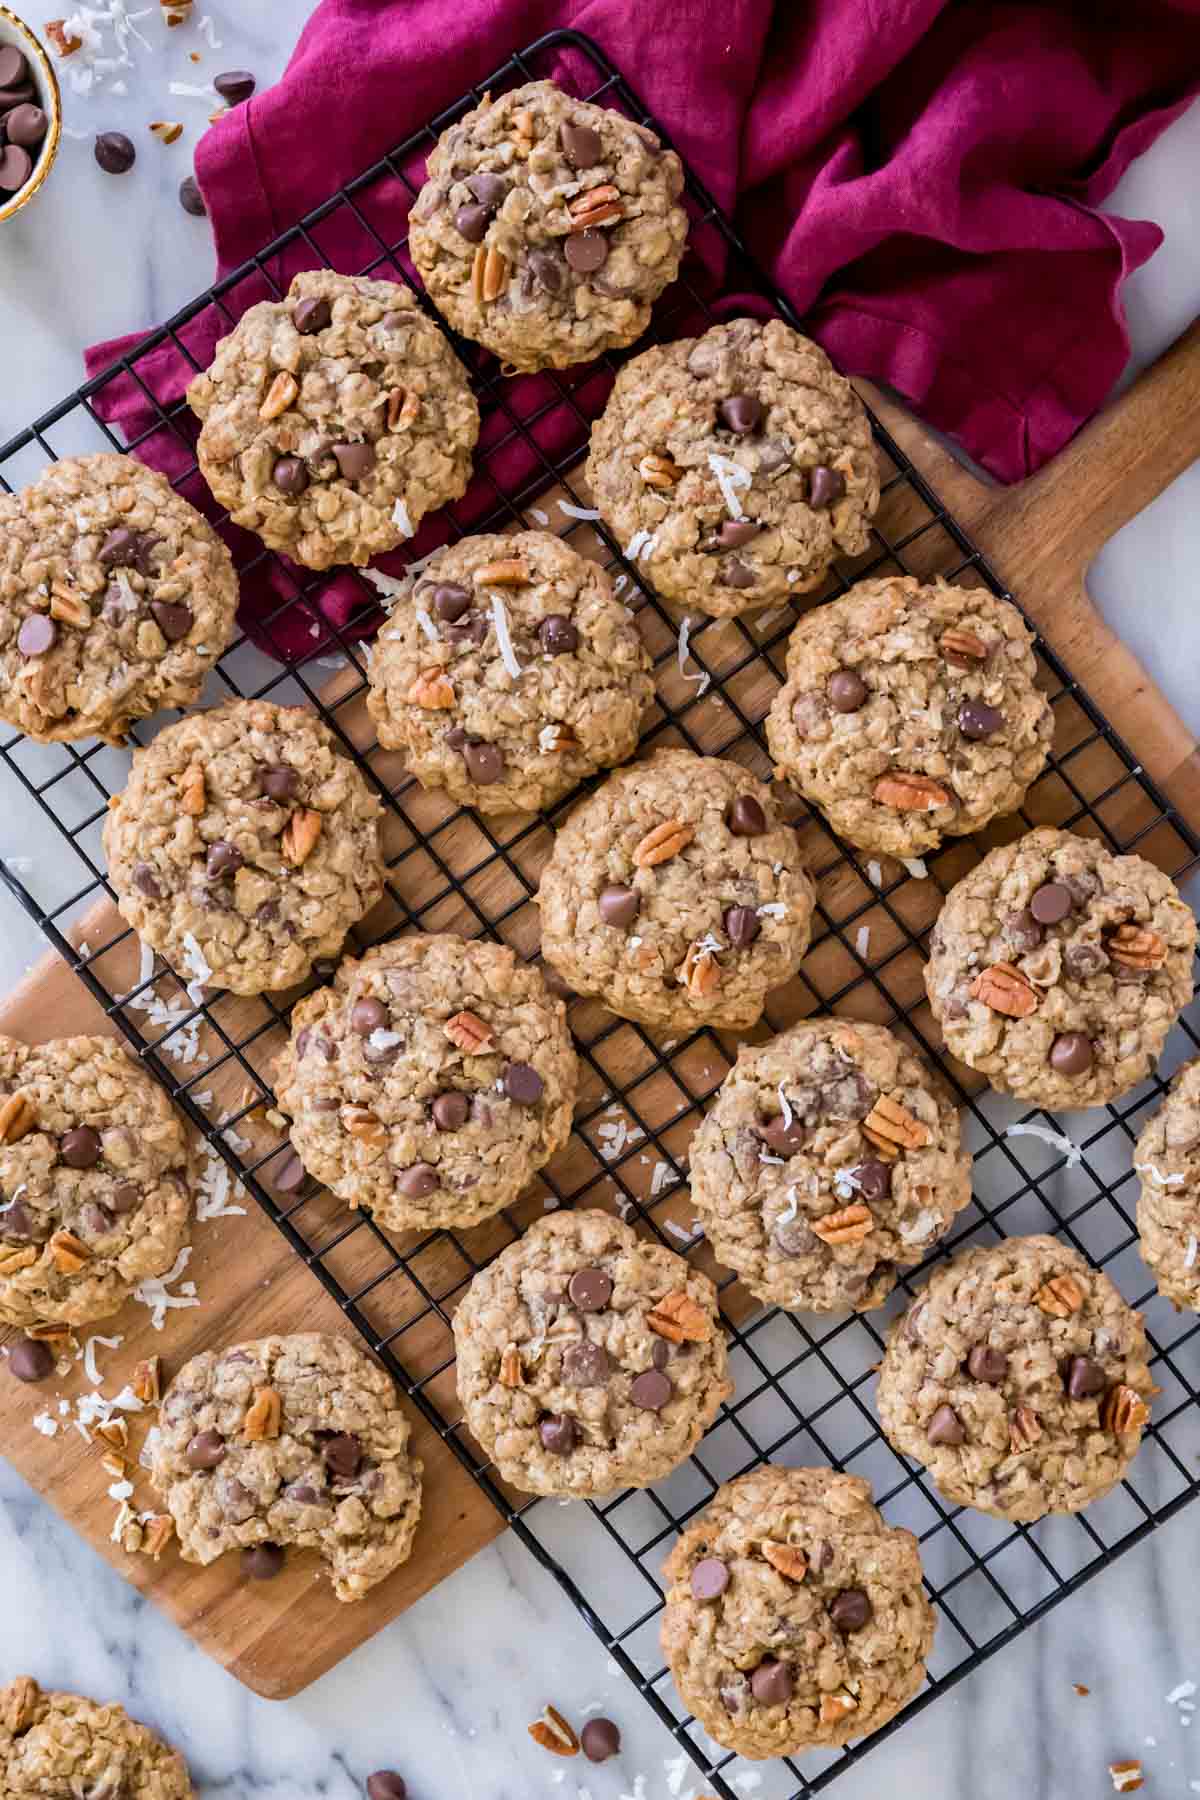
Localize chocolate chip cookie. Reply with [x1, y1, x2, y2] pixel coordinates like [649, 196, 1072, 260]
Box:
[0, 451, 237, 744]
[409, 79, 687, 372]
[0, 1676, 192, 1797]
[660, 1464, 934, 1759]
[925, 828, 1196, 1109]
[0, 1033, 192, 1330]
[877, 1235, 1154, 1521]
[365, 530, 653, 813]
[187, 270, 479, 569]
[536, 748, 816, 1032]
[585, 317, 878, 617]
[1135, 1056, 1200, 1309]
[104, 699, 385, 997]
[151, 1332, 423, 1603]
[766, 576, 1054, 857]
[452, 1209, 730, 1497]
[689, 1020, 970, 1313]
[274, 933, 576, 1231]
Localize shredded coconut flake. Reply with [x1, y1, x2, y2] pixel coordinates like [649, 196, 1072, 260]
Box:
[867, 860, 883, 887]
[82, 1333, 122, 1386]
[362, 568, 408, 611]
[706, 451, 752, 520]
[677, 617, 711, 696]
[32, 1412, 58, 1438]
[650, 1161, 675, 1197]
[558, 500, 601, 521]
[108, 1478, 135, 1501]
[391, 498, 414, 539]
[777, 1083, 794, 1132]
[1186, 1235, 1198, 1271]
[367, 1028, 405, 1053]
[196, 12, 222, 47]
[623, 527, 659, 563]
[855, 926, 871, 958]
[133, 1246, 199, 1331]
[179, 931, 213, 1006]
[1006, 1121, 1082, 1169]
[663, 1219, 692, 1244]
[528, 506, 549, 525]
[900, 1207, 941, 1245]
[1136, 1162, 1186, 1189]
[490, 595, 525, 679]
[1167, 1681, 1197, 1705]
[168, 78, 219, 101]
[757, 901, 786, 919]
[900, 856, 929, 880]
[412, 605, 439, 643]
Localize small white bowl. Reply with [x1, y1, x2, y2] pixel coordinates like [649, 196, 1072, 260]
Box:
[0, 5, 62, 225]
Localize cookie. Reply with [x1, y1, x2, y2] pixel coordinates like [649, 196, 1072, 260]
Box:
[274, 934, 576, 1232]
[151, 1332, 422, 1603]
[660, 1464, 934, 1758]
[585, 317, 878, 618]
[104, 699, 385, 997]
[536, 748, 816, 1032]
[0, 451, 237, 745]
[186, 270, 479, 569]
[0, 1676, 191, 1797]
[877, 1235, 1154, 1522]
[688, 1020, 970, 1312]
[925, 827, 1196, 1109]
[0, 1034, 192, 1330]
[365, 530, 653, 814]
[452, 1209, 730, 1497]
[766, 576, 1054, 857]
[409, 79, 687, 373]
[1135, 1056, 1200, 1309]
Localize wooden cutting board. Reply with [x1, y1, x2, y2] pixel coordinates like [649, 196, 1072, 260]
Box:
[1, 318, 1197, 1702]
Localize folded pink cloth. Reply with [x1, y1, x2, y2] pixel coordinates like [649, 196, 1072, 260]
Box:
[83, 0, 1200, 653]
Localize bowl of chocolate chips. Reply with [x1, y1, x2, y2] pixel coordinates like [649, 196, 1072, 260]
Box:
[0, 7, 60, 223]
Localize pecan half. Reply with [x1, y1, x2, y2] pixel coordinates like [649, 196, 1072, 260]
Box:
[567, 184, 623, 230]
[819, 1692, 858, 1726]
[633, 819, 695, 868]
[50, 1230, 91, 1274]
[1033, 1273, 1085, 1317]
[0, 1092, 36, 1144]
[406, 668, 455, 709]
[969, 961, 1038, 1018]
[141, 1514, 176, 1560]
[646, 1289, 712, 1344]
[1009, 1406, 1042, 1451]
[761, 1541, 808, 1581]
[179, 762, 206, 816]
[48, 585, 92, 630]
[472, 244, 509, 304]
[473, 558, 529, 586]
[1, 1675, 39, 1734]
[1106, 923, 1167, 971]
[639, 453, 683, 488]
[678, 941, 720, 998]
[444, 1010, 495, 1054]
[1101, 1384, 1150, 1435]
[259, 370, 299, 421]
[528, 1705, 580, 1756]
[872, 772, 951, 812]
[939, 628, 988, 668]
[243, 1386, 282, 1441]
[344, 1105, 387, 1149]
[499, 1344, 523, 1388]
[133, 1356, 161, 1405]
[861, 1093, 931, 1156]
[280, 807, 322, 866]
[812, 1203, 873, 1245]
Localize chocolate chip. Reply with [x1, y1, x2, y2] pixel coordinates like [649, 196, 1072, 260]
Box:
[598, 884, 639, 928]
[206, 840, 243, 880]
[829, 1587, 872, 1631]
[568, 1267, 612, 1311]
[132, 863, 161, 899]
[721, 557, 757, 589]
[241, 1544, 285, 1581]
[6, 104, 46, 149]
[723, 905, 760, 948]
[186, 1429, 226, 1470]
[8, 1338, 53, 1384]
[538, 1413, 576, 1455]
[178, 173, 206, 216]
[323, 1432, 362, 1479]
[258, 764, 299, 801]
[80, 1201, 113, 1238]
[630, 1369, 672, 1410]
[1066, 1355, 1106, 1399]
[150, 600, 194, 642]
[431, 582, 470, 622]
[1049, 1032, 1093, 1075]
[2, 1202, 33, 1242]
[272, 456, 309, 496]
[1064, 942, 1107, 980]
[94, 131, 135, 174]
[562, 1341, 610, 1387]
[17, 614, 55, 656]
[809, 465, 846, 508]
[718, 520, 761, 548]
[284, 1482, 321, 1505]
[1006, 908, 1043, 954]
[351, 997, 389, 1036]
[927, 1403, 964, 1446]
[445, 612, 487, 648]
[652, 1337, 670, 1371]
[398, 1163, 438, 1197]
[828, 670, 867, 713]
[0, 46, 27, 87]
[561, 121, 602, 168]
[958, 700, 1005, 740]
[274, 1151, 308, 1196]
[214, 69, 256, 104]
[61, 1126, 101, 1170]
[293, 296, 331, 335]
[528, 248, 564, 293]
[468, 171, 506, 206]
[464, 740, 504, 785]
[580, 1718, 620, 1764]
[967, 1345, 1008, 1384]
[750, 1659, 793, 1705]
[718, 394, 762, 435]
[111, 1183, 140, 1214]
[564, 229, 608, 273]
[432, 1091, 469, 1131]
[759, 1113, 806, 1155]
[366, 1775, 407, 1800]
[539, 614, 578, 654]
[852, 1159, 891, 1202]
[774, 1217, 816, 1256]
[454, 202, 490, 242]
[690, 1557, 729, 1600]
[504, 1062, 544, 1105]
[727, 794, 766, 837]
[1030, 881, 1073, 925]
[333, 441, 376, 481]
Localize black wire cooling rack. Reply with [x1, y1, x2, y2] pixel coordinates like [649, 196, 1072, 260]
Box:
[2, 28, 1200, 1797]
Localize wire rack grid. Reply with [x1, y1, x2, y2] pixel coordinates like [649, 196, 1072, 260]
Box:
[1, 28, 1199, 1799]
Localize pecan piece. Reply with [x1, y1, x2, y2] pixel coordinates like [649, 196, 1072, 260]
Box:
[969, 961, 1038, 1018]
[50, 1230, 91, 1274]
[141, 1514, 176, 1559]
[567, 184, 623, 229]
[812, 1203, 873, 1245]
[638, 453, 683, 488]
[97, 1417, 129, 1451]
[386, 388, 419, 431]
[761, 1541, 808, 1581]
[280, 807, 323, 866]
[872, 772, 951, 812]
[243, 1386, 282, 1441]
[939, 628, 988, 668]
[678, 940, 720, 998]
[1101, 1384, 1150, 1435]
[645, 1289, 712, 1344]
[406, 668, 455, 709]
[46, 19, 83, 54]
[499, 1344, 523, 1388]
[539, 723, 577, 753]
[100, 1449, 127, 1481]
[1, 1675, 39, 1733]
[473, 558, 529, 586]
[133, 1355, 162, 1405]
[819, 1692, 858, 1726]
[344, 1105, 387, 1149]
[1033, 1272, 1085, 1317]
[0, 1091, 36, 1144]
[528, 1705, 580, 1756]
[471, 244, 509, 304]
[633, 819, 695, 868]
[0, 1246, 37, 1274]
[1106, 923, 1167, 971]
[179, 762, 206, 816]
[259, 370, 299, 421]
[444, 1010, 495, 1054]
[1009, 1406, 1042, 1451]
[861, 1093, 931, 1156]
[49, 585, 92, 630]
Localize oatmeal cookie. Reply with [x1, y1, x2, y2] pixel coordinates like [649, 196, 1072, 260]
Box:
[1135, 1057, 1200, 1309]
[0, 452, 237, 745]
[274, 934, 576, 1232]
[536, 749, 816, 1032]
[105, 699, 384, 997]
[925, 828, 1196, 1109]
[877, 1235, 1154, 1521]
[766, 576, 1054, 857]
[151, 1332, 422, 1603]
[452, 1209, 730, 1497]
[689, 1020, 970, 1313]
[0, 1676, 191, 1797]
[186, 270, 479, 569]
[409, 79, 687, 372]
[585, 317, 878, 617]
[660, 1464, 934, 1758]
[0, 1034, 192, 1330]
[365, 530, 652, 813]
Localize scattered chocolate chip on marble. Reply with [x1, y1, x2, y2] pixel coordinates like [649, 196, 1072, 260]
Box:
[214, 69, 256, 106]
[8, 1337, 54, 1384]
[580, 1717, 621, 1763]
[94, 130, 136, 174]
[178, 174, 206, 216]
[366, 1775, 407, 1800]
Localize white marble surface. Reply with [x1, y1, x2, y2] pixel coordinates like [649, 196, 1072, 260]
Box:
[1, 6, 1199, 1796]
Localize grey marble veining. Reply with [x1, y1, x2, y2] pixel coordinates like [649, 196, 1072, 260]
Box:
[0, 4, 1199, 1794]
